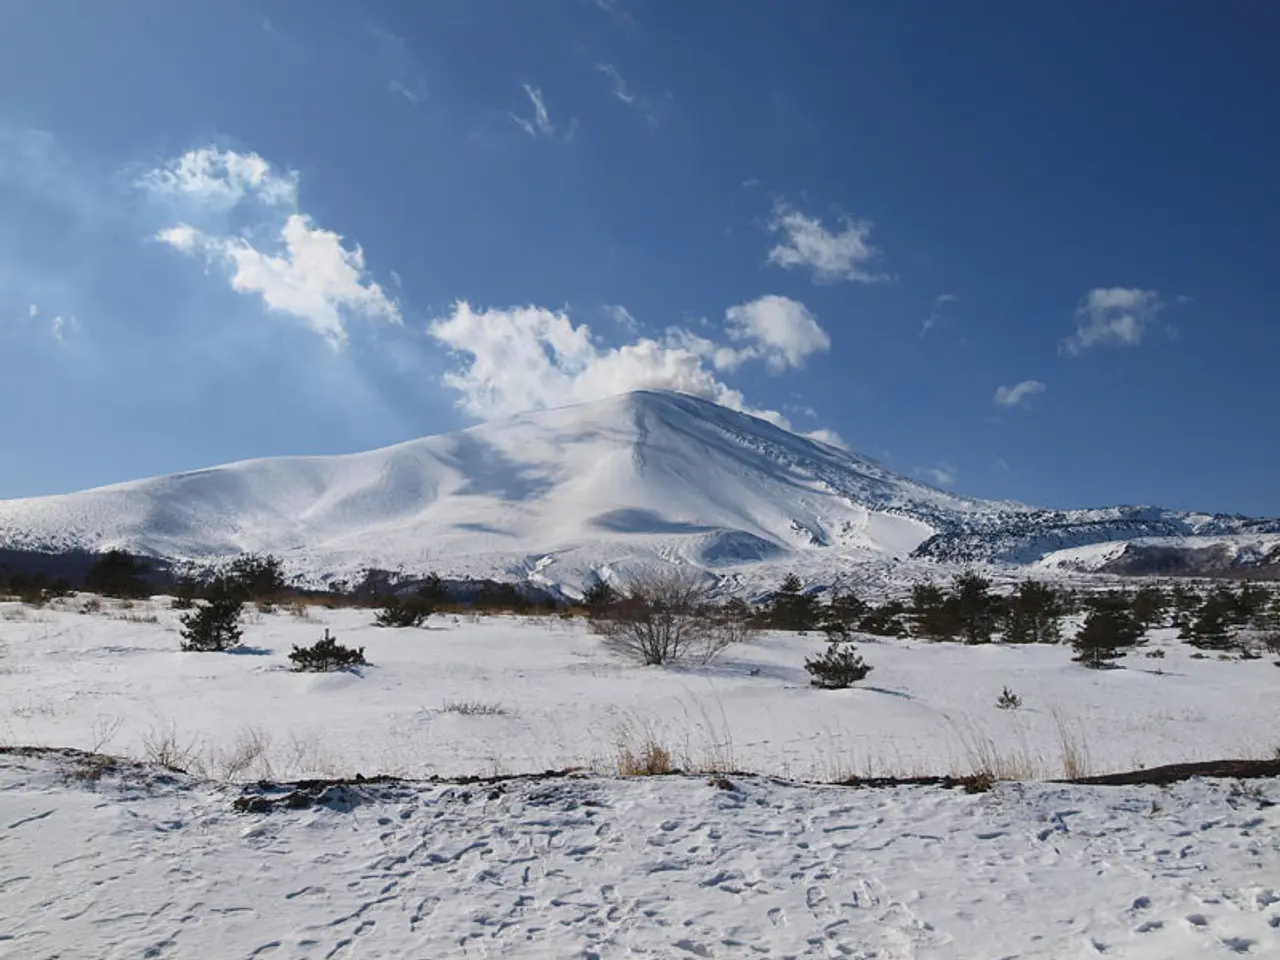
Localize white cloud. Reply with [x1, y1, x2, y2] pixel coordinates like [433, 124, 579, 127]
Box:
[1062, 287, 1162, 356]
[512, 85, 555, 138]
[155, 223, 201, 253]
[766, 204, 886, 284]
[428, 301, 810, 430]
[156, 214, 401, 348]
[663, 327, 754, 372]
[139, 147, 298, 208]
[27, 303, 37, 318]
[935, 293, 958, 306]
[994, 379, 1046, 407]
[723, 295, 830, 372]
[805, 428, 847, 449]
[920, 463, 957, 487]
[148, 147, 400, 349]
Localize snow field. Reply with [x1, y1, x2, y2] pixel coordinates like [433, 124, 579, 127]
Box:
[1, 597, 1276, 783]
[1, 750, 1277, 958]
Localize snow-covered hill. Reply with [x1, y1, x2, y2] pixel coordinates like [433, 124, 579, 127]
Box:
[1, 390, 1276, 590]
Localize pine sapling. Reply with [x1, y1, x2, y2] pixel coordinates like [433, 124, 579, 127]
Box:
[179, 597, 243, 652]
[995, 686, 1022, 710]
[288, 629, 368, 672]
[805, 642, 872, 689]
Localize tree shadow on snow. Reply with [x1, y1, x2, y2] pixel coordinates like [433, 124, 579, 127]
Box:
[862, 685, 914, 700]
[227, 645, 273, 656]
[701, 660, 809, 686]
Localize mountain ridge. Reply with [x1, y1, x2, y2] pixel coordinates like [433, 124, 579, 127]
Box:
[2, 390, 1277, 589]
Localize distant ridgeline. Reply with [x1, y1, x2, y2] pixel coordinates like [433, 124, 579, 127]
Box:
[912, 508, 1280, 578]
[0, 548, 564, 607]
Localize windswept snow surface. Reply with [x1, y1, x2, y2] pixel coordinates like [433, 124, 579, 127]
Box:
[3, 751, 1279, 958]
[5, 390, 1274, 591]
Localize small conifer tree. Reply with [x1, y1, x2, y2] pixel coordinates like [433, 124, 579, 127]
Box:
[373, 594, 433, 628]
[289, 629, 367, 672]
[1072, 593, 1142, 668]
[1003, 580, 1063, 644]
[179, 597, 244, 651]
[805, 641, 873, 689]
[769, 574, 819, 632]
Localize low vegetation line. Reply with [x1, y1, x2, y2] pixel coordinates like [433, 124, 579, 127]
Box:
[1062, 758, 1280, 786]
[5, 746, 1278, 803]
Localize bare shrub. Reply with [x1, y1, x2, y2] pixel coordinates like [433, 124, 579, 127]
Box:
[286, 600, 315, 621]
[593, 569, 742, 666]
[67, 753, 118, 784]
[88, 715, 125, 753]
[140, 722, 200, 772]
[216, 726, 274, 780]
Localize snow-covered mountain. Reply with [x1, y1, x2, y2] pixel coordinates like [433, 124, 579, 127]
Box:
[1, 390, 1276, 590]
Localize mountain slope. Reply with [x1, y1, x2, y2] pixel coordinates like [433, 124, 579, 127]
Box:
[1, 390, 1276, 590]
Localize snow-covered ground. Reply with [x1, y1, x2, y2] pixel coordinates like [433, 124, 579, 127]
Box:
[2, 598, 1276, 781]
[2, 749, 1278, 958]
[3, 598, 1279, 957]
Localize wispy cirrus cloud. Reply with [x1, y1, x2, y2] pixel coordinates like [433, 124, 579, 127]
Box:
[605, 304, 640, 331]
[49, 313, 78, 342]
[512, 84, 563, 139]
[766, 203, 887, 284]
[921, 293, 958, 337]
[8, 302, 75, 342]
[147, 148, 400, 349]
[994, 379, 1046, 407]
[1062, 287, 1163, 356]
[368, 25, 427, 104]
[588, 0, 633, 24]
[596, 63, 659, 125]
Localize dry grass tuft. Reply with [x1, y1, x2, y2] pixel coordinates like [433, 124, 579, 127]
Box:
[618, 740, 674, 777]
[440, 700, 510, 717]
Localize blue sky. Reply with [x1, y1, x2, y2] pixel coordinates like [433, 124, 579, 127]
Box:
[1, 1, 1277, 516]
